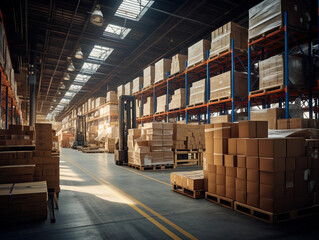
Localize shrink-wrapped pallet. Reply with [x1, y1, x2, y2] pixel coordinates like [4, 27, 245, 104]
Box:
[188, 39, 210, 67]
[155, 58, 171, 83]
[132, 77, 143, 94]
[189, 79, 205, 106]
[143, 65, 155, 88]
[143, 97, 153, 116]
[171, 54, 187, 75]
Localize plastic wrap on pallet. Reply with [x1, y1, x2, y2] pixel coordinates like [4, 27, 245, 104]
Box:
[189, 79, 205, 105]
[171, 54, 187, 75]
[143, 65, 155, 88]
[210, 22, 247, 58]
[124, 81, 132, 95]
[154, 58, 171, 83]
[169, 88, 185, 110]
[117, 84, 124, 98]
[210, 71, 248, 100]
[187, 39, 210, 67]
[132, 77, 143, 94]
[248, 0, 311, 40]
[259, 54, 305, 90]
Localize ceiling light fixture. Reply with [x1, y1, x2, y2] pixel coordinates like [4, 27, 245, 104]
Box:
[90, 4, 103, 26]
[60, 83, 66, 90]
[67, 57, 75, 71]
[63, 73, 70, 80]
[75, 48, 84, 59]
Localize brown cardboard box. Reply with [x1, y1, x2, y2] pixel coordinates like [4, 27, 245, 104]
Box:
[285, 157, 295, 171]
[247, 181, 259, 194]
[214, 123, 231, 138]
[247, 193, 259, 208]
[226, 176, 236, 188]
[214, 154, 224, 166]
[206, 153, 214, 165]
[224, 155, 237, 167]
[216, 174, 226, 185]
[251, 108, 285, 129]
[256, 121, 268, 138]
[260, 171, 285, 185]
[207, 164, 216, 173]
[208, 173, 216, 184]
[277, 119, 289, 129]
[236, 190, 247, 204]
[259, 157, 285, 172]
[258, 138, 286, 157]
[226, 167, 236, 177]
[289, 118, 308, 129]
[208, 182, 216, 194]
[205, 124, 214, 154]
[214, 138, 228, 154]
[237, 138, 258, 156]
[237, 168, 247, 180]
[246, 156, 259, 169]
[239, 121, 256, 138]
[226, 187, 236, 200]
[285, 171, 294, 198]
[237, 155, 246, 168]
[216, 184, 226, 196]
[236, 178, 247, 191]
[228, 138, 237, 155]
[259, 197, 284, 213]
[216, 166, 226, 175]
[260, 184, 285, 199]
[286, 138, 305, 157]
[247, 169, 259, 182]
[295, 157, 307, 170]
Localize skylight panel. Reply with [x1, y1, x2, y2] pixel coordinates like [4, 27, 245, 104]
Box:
[88, 45, 114, 61]
[81, 62, 101, 74]
[103, 24, 131, 39]
[74, 74, 91, 84]
[60, 98, 71, 104]
[65, 91, 76, 98]
[115, 0, 154, 21]
[69, 84, 83, 92]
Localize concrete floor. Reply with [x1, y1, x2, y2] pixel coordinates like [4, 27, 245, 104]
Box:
[1, 148, 319, 240]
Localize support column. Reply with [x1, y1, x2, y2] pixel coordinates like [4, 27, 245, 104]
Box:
[5, 86, 8, 129]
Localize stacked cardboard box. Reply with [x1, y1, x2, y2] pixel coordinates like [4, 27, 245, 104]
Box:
[277, 118, 318, 129]
[170, 170, 204, 190]
[143, 65, 155, 89]
[250, 108, 285, 129]
[173, 123, 205, 149]
[259, 54, 305, 90]
[169, 88, 185, 110]
[117, 85, 124, 99]
[210, 22, 247, 58]
[154, 58, 171, 83]
[105, 138, 116, 153]
[143, 97, 153, 116]
[95, 97, 106, 107]
[188, 39, 210, 67]
[136, 99, 141, 118]
[128, 123, 174, 166]
[0, 165, 35, 183]
[106, 91, 117, 102]
[189, 79, 205, 106]
[171, 54, 187, 75]
[248, 0, 311, 40]
[0, 181, 48, 224]
[125, 81, 132, 95]
[156, 94, 168, 113]
[132, 77, 143, 94]
[210, 71, 248, 100]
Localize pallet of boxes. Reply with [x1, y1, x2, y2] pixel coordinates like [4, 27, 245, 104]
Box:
[0, 123, 60, 224]
[205, 120, 319, 223]
[127, 122, 174, 171]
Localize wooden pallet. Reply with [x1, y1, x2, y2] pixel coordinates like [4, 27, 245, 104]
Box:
[187, 60, 205, 70]
[82, 148, 105, 153]
[169, 71, 183, 78]
[154, 79, 166, 85]
[128, 163, 174, 171]
[169, 107, 184, 112]
[234, 202, 319, 224]
[209, 96, 231, 103]
[187, 102, 205, 108]
[142, 115, 152, 118]
[249, 84, 285, 95]
[205, 192, 234, 210]
[249, 26, 283, 43]
[174, 149, 203, 168]
[172, 184, 205, 199]
[155, 111, 165, 115]
[142, 84, 154, 90]
[209, 48, 247, 59]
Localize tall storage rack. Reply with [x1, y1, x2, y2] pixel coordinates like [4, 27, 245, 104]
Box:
[134, 38, 248, 124]
[247, 10, 318, 120]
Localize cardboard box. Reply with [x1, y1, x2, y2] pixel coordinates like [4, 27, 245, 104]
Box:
[239, 121, 256, 138]
[237, 155, 246, 168]
[207, 164, 216, 173]
[143, 65, 155, 88]
[208, 173, 216, 184]
[251, 108, 285, 129]
[224, 155, 237, 167]
[226, 167, 236, 177]
[154, 58, 171, 83]
[260, 184, 285, 199]
[237, 138, 258, 156]
[247, 193, 259, 208]
[247, 181, 260, 194]
[214, 138, 228, 154]
[295, 157, 307, 170]
[208, 183, 216, 193]
[260, 171, 285, 185]
[216, 184, 226, 196]
[259, 197, 284, 213]
[247, 169, 259, 182]
[214, 154, 224, 166]
[259, 157, 285, 172]
[228, 138, 237, 155]
[286, 138, 305, 157]
[206, 153, 214, 165]
[236, 178, 246, 191]
[289, 118, 308, 129]
[216, 166, 226, 175]
[226, 176, 236, 188]
[237, 168, 247, 180]
[285, 157, 295, 171]
[187, 39, 210, 67]
[246, 156, 259, 169]
[277, 119, 289, 129]
[171, 54, 187, 75]
[258, 138, 286, 157]
[216, 174, 226, 185]
[236, 190, 247, 204]
[214, 123, 231, 138]
[226, 187, 236, 200]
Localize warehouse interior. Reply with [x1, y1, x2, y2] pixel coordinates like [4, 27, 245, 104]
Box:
[0, 0, 319, 239]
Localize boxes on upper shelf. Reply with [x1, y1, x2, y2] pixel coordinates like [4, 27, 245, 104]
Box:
[117, 85, 124, 99]
[188, 79, 205, 106]
[156, 94, 169, 113]
[132, 77, 143, 94]
[188, 39, 210, 67]
[106, 91, 117, 102]
[171, 54, 187, 75]
[124, 81, 132, 95]
[169, 88, 185, 110]
[154, 58, 171, 83]
[143, 65, 155, 89]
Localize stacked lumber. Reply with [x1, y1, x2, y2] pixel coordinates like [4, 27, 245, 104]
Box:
[173, 123, 205, 149]
[171, 54, 187, 75]
[188, 79, 205, 106]
[169, 88, 185, 110]
[154, 58, 171, 83]
[143, 65, 155, 89]
[132, 77, 143, 94]
[187, 39, 210, 67]
[0, 181, 48, 224]
[127, 123, 174, 166]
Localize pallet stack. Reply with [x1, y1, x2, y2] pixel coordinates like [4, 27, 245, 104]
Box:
[187, 39, 210, 67]
[132, 77, 143, 94]
[143, 65, 155, 89]
[188, 79, 205, 106]
[173, 123, 205, 150]
[106, 91, 117, 102]
[171, 54, 187, 75]
[169, 88, 185, 110]
[117, 84, 124, 99]
[143, 96, 153, 116]
[124, 81, 132, 95]
[156, 94, 169, 113]
[154, 58, 171, 84]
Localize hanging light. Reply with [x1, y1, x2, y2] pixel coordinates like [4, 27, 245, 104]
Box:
[63, 73, 70, 80]
[60, 84, 66, 90]
[75, 48, 83, 59]
[67, 57, 75, 71]
[90, 4, 103, 26]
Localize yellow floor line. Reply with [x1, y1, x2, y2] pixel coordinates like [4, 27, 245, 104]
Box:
[62, 154, 198, 240]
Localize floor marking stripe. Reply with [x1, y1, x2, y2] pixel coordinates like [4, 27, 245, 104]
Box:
[62, 155, 181, 240]
[123, 167, 171, 186]
[62, 154, 198, 240]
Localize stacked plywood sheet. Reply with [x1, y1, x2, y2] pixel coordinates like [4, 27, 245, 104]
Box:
[106, 91, 117, 102]
[154, 58, 171, 83]
[189, 79, 205, 106]
[210, 71, 248, 101]
[143, 97, 153, 116]
[187, 39, 210, 67]
[143, 65, 155, 89]
[169, 88, 185, 110]
[125, 81, 132, 95]
[117, 85, 124, 99]
[156, 94, 168, 113]
[173, 123, 205, 149]
[0, 181, 48, 224]
[132, 77, 143, 94]
[128, 123, 174, 166]
[171, 54, 187, 75]
[210, 21, 247, 58]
